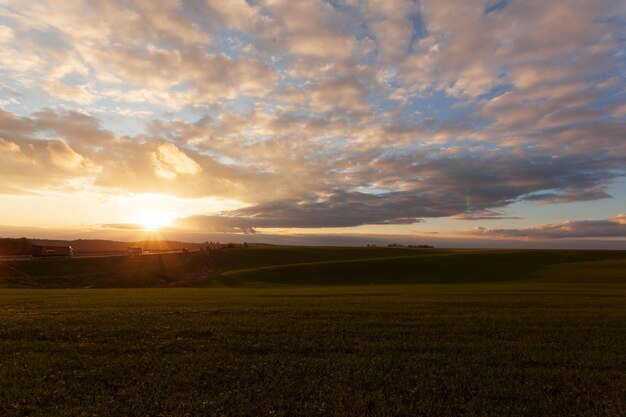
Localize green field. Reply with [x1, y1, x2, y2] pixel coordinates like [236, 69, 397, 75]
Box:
[2, 246, 626, 288]
[1, 248, 626, 416]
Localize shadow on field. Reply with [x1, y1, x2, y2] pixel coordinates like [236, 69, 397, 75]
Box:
[2, 247, 625, 288]
[203, 249, 626, 287]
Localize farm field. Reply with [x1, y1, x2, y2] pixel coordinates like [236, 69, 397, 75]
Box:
[2, 246, 626, 288]
[1, 248, 626, 416]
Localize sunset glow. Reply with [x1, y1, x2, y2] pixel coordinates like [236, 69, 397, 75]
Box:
[0, 0, 625, 247]
[137, 211, 173, 231]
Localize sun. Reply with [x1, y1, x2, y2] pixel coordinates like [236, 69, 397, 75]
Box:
[138, 211, 173, 231]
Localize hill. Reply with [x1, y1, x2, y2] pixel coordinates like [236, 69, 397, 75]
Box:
[2, 247, 626, 416]
[0, 237, 273, 256]
[1, 246, 625, 288]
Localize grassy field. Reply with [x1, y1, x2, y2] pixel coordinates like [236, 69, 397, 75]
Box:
[1, 248, 626, 416]
[2, 246, 626, 288]
[0, 247, 432, 288]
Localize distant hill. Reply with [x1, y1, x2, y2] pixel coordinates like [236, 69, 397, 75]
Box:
[0, 237, 274, 256]
[31, 239, 204, 253]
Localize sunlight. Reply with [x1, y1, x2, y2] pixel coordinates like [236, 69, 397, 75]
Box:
[137, 210, 173, 231]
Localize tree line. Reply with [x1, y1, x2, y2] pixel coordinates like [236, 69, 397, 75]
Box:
[0, 238, 33, 256]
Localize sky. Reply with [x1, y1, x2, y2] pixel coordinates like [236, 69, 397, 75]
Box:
[0, 0, 626, 248]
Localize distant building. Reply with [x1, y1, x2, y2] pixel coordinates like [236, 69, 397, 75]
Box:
[32, 245, 73, 257]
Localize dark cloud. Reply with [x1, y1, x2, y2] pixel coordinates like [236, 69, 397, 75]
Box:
[464, 214, 626, 239]
[172, 146, 626, 230]
[367, 151, 624, 215]
[175, 190, 427, 232]
[452, 209, 521, 221]
[522, 187, 611, 204]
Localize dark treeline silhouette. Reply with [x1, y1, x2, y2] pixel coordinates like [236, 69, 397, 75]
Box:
[200, 241, 252, 250]
[386, 243, 434, 248]
[0, 237, 33, 255]
[1, 238, 271, 256]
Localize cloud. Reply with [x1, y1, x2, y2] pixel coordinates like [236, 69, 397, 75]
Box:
[0, 137, 20, 154]
[403, 0, 626, 98]
[290, 32, 356, 60]
[612, 103, 626, 119]
[151, 143, 202, 180]
[175, 190, 426, 232]
[83, 46, 278, 102]
[100, 223, 144, 231]
[47, 140, 89, 171]
[0, 0, 277, 106]
[0, 111, 101, 192]
[522, 187, 611, 204]
[364, 0, 421, 64]
[463, 214, 626, 239]
[1, 0, 625, 236]
[171, 144, 624, 230]
[310, 77, 370, 114]
[452, 209, 521, 221]
[0, 109, 235, 198]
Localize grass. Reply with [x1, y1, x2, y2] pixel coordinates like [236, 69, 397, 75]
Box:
[0, 247, 435, 288]
[2, 285, 626, 416]
[2, 246, 626, 288]
[1, 247, 626, 415]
